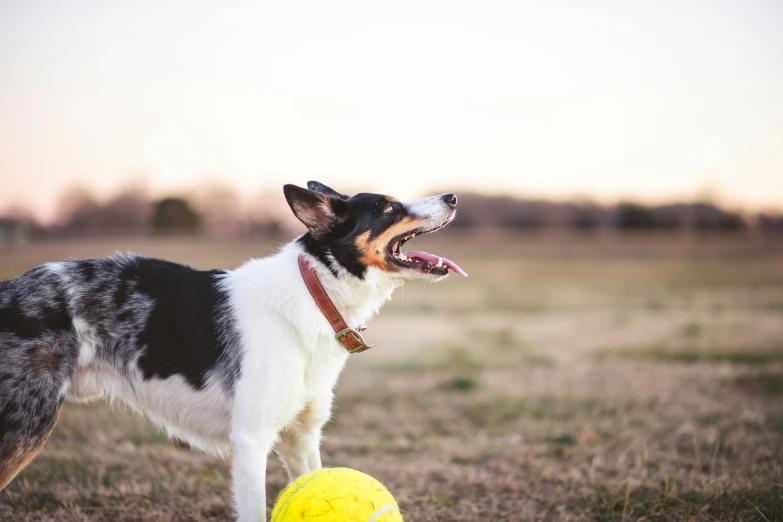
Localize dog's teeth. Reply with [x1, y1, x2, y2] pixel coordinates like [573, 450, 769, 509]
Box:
[435, 257, 443, 267]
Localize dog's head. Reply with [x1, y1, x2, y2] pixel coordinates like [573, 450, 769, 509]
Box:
[285, 181, 467, 281]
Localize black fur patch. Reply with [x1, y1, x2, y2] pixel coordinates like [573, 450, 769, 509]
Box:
[0, 296, 42, 339]
[0, 276, 71, 339]
[128, 258, 233, 390]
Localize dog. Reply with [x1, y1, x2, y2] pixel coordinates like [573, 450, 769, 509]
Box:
[0, 182, 466, 520]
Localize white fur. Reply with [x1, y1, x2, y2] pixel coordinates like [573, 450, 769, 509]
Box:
[72, 316, 98, 366]
[405, 195, 454, 227]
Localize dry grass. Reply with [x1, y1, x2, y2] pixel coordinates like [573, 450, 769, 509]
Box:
[1, 232, 783, 521]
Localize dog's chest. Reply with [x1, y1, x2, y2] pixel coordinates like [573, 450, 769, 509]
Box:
[303, 345, 350, 393]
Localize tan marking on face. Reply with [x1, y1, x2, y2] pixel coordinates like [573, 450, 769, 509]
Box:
[383, 195, 397, 202]
[0, 409, 61, 490]
[354, 216, 429, 272]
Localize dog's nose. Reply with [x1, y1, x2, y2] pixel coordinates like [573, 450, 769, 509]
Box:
[442, 193, 457, 208]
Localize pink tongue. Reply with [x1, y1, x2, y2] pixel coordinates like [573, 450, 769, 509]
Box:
[405, 251, 468, 277]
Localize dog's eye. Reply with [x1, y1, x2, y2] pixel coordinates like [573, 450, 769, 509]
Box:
[383, 204, 395, 214]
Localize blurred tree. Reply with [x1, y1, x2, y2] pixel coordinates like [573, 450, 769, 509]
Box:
[757, 213, 783, 233]
[0, 218, 31, 246]
[51, 185, 152, 237]
[715, 212, 746, 232]
[103, 188, 152, 233]
[193, 183, 247, 236]
[151, 197, 202, 235]
[570, 204, 602, 231]
[0, 205, 45, 241]
[55, 188, 103, 236]
[616, 203, 658, 230]
[689, 203, 746, 232]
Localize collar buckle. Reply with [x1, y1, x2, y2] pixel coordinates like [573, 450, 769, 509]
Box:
[335, 327, 373, 353]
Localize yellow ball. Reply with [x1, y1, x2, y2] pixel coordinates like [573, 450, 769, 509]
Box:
[271, 467, 403, 522]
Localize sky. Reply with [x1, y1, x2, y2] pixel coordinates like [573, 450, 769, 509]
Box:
[1, 0, 782, 220]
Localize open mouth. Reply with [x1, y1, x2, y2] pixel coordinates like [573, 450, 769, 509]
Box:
[388, 227, 467, 277]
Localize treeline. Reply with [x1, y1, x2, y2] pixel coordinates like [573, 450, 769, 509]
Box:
[0, 186, 286, 244]
[450, 194, 783, 233]
[0, 187, 782, 245]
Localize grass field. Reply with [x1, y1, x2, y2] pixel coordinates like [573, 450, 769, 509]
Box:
[1, 232, 782, 521]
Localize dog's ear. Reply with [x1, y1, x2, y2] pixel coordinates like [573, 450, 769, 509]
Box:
[284, 184, 348, 238]
[307, 181, 348, 200]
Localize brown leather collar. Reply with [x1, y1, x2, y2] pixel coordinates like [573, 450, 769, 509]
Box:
[298, 255, 374, 353]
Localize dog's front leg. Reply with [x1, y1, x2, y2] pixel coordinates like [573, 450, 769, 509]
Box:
[230, 339, 303, 521]
[274, 391, 334, 480]
[230, 428, 274, 522]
